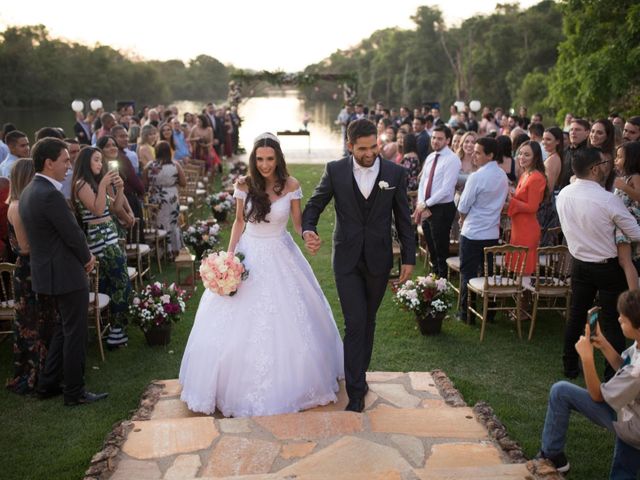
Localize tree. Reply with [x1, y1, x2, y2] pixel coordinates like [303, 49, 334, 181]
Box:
[546, 0, 640, 119]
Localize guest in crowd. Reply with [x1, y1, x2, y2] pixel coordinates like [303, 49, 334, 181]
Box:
[171, 118, 190, 162]
[190, 114, 215, 171]
[613, 142, 640, 290]
[61, 139, 80, 202]
[144, 141, 186, 257]
[159, 122, 175, 158]
[137, 124, 158, 171]
[414, 125, 460, 278]
[0, 123, 16, 164]
[412, 116, 430, 166]
[507, 141, 547, 275]
[457, 137, 509, 323]
[0, 130, 30, 177]
[535, 289, 640, 477]
[538, 127, 564, 246]
[20, 138, 105, 406]
[0, 177, 10, 261]
[398, 133, 420, 194]
[556, 147, 640, 380]
[73, 112, 92, 146]
[624, 116, 640, 142]
[456, 131, 478, 183]
[5, 159, 58, 394]
[72, 146, 132, 349]
[559, 118, 590, 190]
[589, 119, 616, 191]
[496, 135, 518, 185]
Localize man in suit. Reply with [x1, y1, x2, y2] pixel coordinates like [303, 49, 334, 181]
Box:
[302, 119, 415, 413]
[20, 137, 107, 406]
[412, 116, 431, 167]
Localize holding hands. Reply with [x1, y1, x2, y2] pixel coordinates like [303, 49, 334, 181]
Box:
[303, 231, 321, 255]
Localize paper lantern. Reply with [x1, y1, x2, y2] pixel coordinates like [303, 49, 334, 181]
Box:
[90, 99, 103, 111]
[454, 100, 465, 112]
[469, 100, 481, 112]
[71, 100, 84, 112]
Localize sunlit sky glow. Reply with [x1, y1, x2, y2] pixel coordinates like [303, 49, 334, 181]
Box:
[1, 0, 540, 71]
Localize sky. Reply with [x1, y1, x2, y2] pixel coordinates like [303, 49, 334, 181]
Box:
[0, 0, 541, 71]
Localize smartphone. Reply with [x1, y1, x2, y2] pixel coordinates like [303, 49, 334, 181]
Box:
[108, 160, 119, 172]
[587, 306, 601, 338]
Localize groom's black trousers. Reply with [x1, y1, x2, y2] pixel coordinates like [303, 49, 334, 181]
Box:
[335, 258, 389, 400]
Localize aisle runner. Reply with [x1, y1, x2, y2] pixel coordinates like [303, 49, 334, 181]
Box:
[98, 372, 556, 479]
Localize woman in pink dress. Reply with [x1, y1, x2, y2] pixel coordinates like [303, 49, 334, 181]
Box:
[507, 141, 547, 274]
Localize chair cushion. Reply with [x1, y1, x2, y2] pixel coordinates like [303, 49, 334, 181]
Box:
[197, 182, 205, 189]
[523, 276, 570, 294]
[89, 292, 111, 309]
[127, 267, 138, 279]
[467, 276, 521, 295]
[126, 244, 151, 255]
[446, 256, 460, 270]
[196, 189, 206, 195]
[179, 205, 189, 213]
[156, 229, 167, 238]
[0, 300, 15, 308]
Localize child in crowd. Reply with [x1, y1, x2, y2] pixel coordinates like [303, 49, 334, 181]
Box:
[536, 289, 640, 478]
[613, 141, 640, 290]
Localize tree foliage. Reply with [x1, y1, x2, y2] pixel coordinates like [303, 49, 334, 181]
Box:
[304, 2, 563, 116]
[546, 0, 640, 119]
[0, 25, 229, 108]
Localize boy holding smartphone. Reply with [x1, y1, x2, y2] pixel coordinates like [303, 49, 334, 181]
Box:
[536, 290, 640, 477]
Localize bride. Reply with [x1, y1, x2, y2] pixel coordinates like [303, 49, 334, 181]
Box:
[179, 132, 344, 417]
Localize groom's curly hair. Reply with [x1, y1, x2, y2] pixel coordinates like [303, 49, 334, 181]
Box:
[246, 137, 289, 223]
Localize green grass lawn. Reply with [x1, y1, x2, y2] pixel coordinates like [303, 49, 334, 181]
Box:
[0, 164, 616, 479]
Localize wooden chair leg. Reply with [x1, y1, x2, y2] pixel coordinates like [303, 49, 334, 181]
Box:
[95, 310, 105, 362]
[480, 294, 489, 341]
[528, 294, 539, 341]
[155, 238, 162, 273]
[515, 293, 523, 339]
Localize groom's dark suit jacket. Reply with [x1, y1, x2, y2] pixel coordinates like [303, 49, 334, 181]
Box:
[19, 175, 91, 295]
[302, 156, 415, 275]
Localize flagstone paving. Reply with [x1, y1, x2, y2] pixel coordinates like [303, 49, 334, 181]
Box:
[100, 371, 548, 479]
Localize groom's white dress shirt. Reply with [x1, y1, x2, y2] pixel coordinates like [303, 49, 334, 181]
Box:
[353, 156, 380, 199]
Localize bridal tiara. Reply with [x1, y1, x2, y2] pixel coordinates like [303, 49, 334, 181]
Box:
[254, 132, 280, 146]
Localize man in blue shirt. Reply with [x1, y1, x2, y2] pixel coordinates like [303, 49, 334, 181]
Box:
[171, 118, 190, 162]
[456, 137, 509, 323]
[0, 130, 30, 177]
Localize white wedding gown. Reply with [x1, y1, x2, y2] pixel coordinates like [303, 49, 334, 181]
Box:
[179, 187, 344, 417]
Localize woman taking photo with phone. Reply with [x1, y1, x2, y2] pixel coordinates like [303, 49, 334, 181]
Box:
[72, 146, 132, 349]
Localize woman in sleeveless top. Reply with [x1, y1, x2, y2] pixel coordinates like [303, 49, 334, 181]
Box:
[138, 124, 158, 172]
[145, 141, 186, 256]
[5, 159, 59, 394]
[72, 147, 132, 349]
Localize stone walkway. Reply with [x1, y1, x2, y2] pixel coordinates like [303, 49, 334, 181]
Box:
[92, 371, 559, 480]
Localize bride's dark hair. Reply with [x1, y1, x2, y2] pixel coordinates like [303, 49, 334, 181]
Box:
[245, 137, 289, 223]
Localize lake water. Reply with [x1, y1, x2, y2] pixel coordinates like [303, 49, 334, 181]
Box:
[0, 91, 344, 163]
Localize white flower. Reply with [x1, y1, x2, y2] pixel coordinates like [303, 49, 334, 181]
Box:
[378, 180, 389, 190]
[160, 294, 171, 304]
[133, 297, 140, 306]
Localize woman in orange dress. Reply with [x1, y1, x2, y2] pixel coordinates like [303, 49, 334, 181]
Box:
[507, 140, 547, 274]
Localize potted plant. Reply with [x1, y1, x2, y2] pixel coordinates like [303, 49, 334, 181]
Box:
[206, 191, 234, 222]
[127, 282, 188, 346]
[393, 274, 452, 335]
[183, 219, 221, 260]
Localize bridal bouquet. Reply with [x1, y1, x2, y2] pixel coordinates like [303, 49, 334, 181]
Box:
[393, 274, 452, 316]
[128, 282, 188, 333]
[200, 251, 249, 296]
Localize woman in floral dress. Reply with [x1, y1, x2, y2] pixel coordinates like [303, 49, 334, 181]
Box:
[145, 141, 186, 256]
[5, 159, 58, 394]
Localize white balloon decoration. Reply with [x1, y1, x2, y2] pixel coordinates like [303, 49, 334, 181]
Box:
[71, 100, 84, 112]
[469, 100, 482, 112]
[90, 99, 103, 111]
[454, 100, 465, 112]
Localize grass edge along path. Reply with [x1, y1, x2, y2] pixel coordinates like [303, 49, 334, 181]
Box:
[0, 163, 615, 480]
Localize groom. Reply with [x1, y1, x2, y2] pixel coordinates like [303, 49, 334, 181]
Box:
[302, 118, 415, 412]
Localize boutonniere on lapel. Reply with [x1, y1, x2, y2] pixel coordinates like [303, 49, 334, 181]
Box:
[378, 181, 395, 191]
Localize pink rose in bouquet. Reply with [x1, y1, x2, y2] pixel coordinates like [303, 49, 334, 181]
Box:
[199, 251, 249, 296]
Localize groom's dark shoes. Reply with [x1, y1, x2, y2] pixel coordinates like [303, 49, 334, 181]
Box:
[345, 396, 364, 412]
[64, 391, 109, 407]
[345, 383, 369, 412]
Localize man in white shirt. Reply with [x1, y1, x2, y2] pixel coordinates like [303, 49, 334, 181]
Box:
[0, 130, 30, 177]
[557, 147, 640, 380]
[457, 137, 509, 323]
[413, 125, 461, 278]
